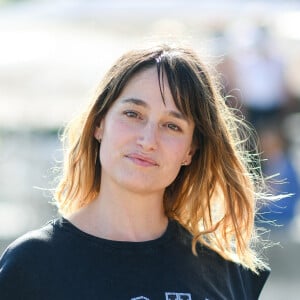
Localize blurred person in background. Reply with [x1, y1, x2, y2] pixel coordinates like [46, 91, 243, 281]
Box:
[0, 43, 274, 299]
[258, 123, 300, 234]
[229, 25, 290, 129]
[216, 23, 300, 237]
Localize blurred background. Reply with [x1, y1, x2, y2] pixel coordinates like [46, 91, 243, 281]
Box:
[0, 0, 300, 298]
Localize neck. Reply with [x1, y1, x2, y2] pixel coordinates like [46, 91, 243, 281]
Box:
[68, 184, 168, 242]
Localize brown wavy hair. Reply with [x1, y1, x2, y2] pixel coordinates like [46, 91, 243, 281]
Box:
[55, 44, 269, 272]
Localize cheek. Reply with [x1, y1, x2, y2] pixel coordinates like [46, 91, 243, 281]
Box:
[104, 118, 130, 142]
[162, 147, 186, 172]
[100, 119, 135, 160]
[107, 113, 137, 133]
[164, 137, 192, 159]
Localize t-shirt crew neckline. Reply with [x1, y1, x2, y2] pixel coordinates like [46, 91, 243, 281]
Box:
[56, 217, 177, 250]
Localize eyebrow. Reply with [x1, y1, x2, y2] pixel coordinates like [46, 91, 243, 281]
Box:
[121, 98, 148, 108]
[121, 98, 189, 122]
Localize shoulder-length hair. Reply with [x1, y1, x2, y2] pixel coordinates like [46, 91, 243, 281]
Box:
[55, 44, 268, 273]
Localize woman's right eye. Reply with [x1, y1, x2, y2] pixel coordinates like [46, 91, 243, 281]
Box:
[124, 110, 140, 119]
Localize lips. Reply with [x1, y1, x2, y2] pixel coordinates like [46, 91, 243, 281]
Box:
[125, 153, 159, 167]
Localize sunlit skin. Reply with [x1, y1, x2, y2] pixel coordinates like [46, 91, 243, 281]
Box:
[69, 67, 195, 242]
[97, 68, 195, 197]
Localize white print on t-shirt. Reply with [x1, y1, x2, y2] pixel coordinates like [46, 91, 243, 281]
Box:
[131, 292, 198, 300]
[165, 292, 192, 300]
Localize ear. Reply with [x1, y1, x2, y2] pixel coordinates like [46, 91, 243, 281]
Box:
[183, 145, 196, 166]
[94, 121, 104, 142]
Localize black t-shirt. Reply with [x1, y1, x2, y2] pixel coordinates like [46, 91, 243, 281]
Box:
[0, 218, 269, 300]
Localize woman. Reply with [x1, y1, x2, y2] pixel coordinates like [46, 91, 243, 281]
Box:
[0, 44, 270, 299]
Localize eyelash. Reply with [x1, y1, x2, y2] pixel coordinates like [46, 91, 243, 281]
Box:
[166, 123, 182, 132]
[123, 110, 182, 132]
[123, 110, 142, 119]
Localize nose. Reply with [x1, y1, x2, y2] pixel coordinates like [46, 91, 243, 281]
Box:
[137, 122, 158, 151]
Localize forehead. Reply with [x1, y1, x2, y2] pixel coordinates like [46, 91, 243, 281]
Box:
[117, 67, 176, 108]
[111, 67, 194, 126]
[122, 67, 161, 91]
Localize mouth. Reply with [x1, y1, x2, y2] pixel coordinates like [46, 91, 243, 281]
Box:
[125, 153, 159, 167]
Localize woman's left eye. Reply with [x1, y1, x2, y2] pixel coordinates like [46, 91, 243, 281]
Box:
[166, 123, 181, 132]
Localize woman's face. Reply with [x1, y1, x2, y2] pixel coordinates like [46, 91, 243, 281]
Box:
[95, 67, 195, 196]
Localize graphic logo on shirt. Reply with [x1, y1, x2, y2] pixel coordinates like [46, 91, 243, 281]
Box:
[131, 293, 193, 300]
[165, 292, 192, 300]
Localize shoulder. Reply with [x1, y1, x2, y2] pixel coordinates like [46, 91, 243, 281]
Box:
[0, 219, 59, 267]
[172, 220, 270, 299]
[0, 219, 62, 298]
[237, 264, 270, 299]
[198, 244, 270, 298]
[196, 239, 270, 299]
